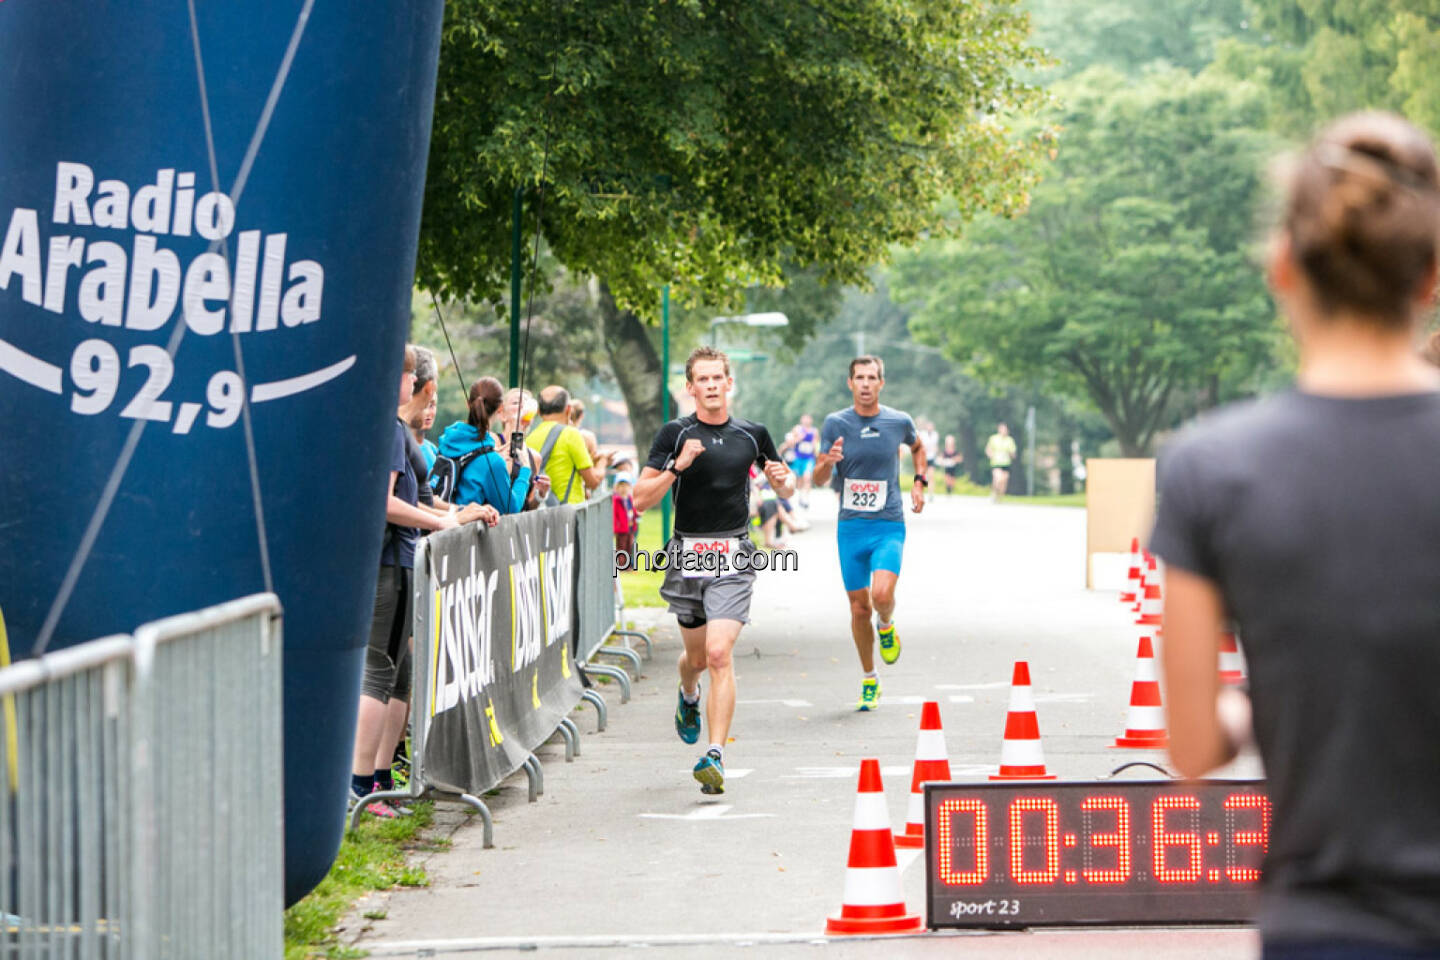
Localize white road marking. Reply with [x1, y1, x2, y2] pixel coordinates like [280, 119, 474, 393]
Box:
[948, 763, 996, 778]
[364, 932, 876, 954]
[781, 765, 911, 780]
[675, 768, 752, 779]
[737, 699, 813, 708]
[947, 695, 975, 704]
[1033, 693, 1094, 704]
[638, 804, 775, 821]
[936, 681, 1010, 690]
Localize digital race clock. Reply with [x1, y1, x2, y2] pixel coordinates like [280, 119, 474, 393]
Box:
[925, 780, 1269, 928]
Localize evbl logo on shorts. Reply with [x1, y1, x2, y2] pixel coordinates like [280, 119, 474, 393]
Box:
[691, 540, 733, 554]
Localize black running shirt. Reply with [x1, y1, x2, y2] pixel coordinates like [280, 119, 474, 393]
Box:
[646, 415, 781, 534]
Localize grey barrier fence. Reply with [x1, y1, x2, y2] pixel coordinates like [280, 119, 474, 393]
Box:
[353, 501, 652, 842]
[0, 593, 284, 960]
[573, 500, 650, 704]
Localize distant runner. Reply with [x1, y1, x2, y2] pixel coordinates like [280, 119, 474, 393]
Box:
[783, 414, 819, 509]
[985, 422, 1017, 502]
[813, 356, 927, 711]
[632, 346, 794, 794]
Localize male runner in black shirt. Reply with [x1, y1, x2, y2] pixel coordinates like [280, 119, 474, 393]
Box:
[633, 346, 794, 794]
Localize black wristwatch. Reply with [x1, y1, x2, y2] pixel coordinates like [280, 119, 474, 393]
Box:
[666, 459, 683, 479]
[914, 474, 929, 488]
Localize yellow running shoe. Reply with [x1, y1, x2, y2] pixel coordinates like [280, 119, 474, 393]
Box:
[877, 622, 901, 665]
[857, 676, 880, 711]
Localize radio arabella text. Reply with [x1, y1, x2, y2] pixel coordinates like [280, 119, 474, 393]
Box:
[613, 543, 799, 577]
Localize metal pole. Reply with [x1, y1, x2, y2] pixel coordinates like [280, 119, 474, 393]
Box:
[1025, 405, 1036, 497]
[509, 187, 522, 388]
[661, 285, 672, 543]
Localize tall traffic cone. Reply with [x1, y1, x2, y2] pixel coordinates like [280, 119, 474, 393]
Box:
[826, 759, 924, 935]
[1136, 555, 1162, 628]
[1218, 628, 1246, 686]
[989, 661, 1057, 780]
[894, 701, 952, 849]
[1114, 636, 1168, 748]
[1119, 537, 1143, 604]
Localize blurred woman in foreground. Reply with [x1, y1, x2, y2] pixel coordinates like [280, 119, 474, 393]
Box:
[1151, 112, 1440, 958]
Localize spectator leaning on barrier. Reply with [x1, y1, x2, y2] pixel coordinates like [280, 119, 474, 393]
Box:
[1154, 112, 1440, 957]
[436, 377, 534, 515]
[351, 345, 460, 819]
[526, 386, 610, 505]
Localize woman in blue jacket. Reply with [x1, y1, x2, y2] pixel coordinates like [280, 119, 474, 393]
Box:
[436, 377, 533, 514]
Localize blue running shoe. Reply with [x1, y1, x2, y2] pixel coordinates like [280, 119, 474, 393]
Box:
[693, 749, 725, 794]
[675, 685, 702, 744]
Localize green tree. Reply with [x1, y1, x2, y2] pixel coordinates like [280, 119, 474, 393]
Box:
[1026, 0, 1252, 78]
[893, 67, 1283, 456]
[1222, 0, 1440, 136]
[418, 0, 1051, 446]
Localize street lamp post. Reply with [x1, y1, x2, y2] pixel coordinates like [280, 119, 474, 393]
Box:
[661, 285, 672, 542]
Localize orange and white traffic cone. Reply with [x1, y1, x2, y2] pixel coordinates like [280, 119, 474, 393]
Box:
[894, 701, 951, 849]
[1119, 537, 1143, 604]
[989, 661, 1057, 781]
[1131, 551, 1150, 615]
[826, 759, 924, 935]
[1136, 555, 1162, 628]
[1114, 635, 1168, 748]
[1218, 628, 1246, 686]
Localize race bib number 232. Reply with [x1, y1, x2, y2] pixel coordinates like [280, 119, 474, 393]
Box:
[843, 478, 887, 512]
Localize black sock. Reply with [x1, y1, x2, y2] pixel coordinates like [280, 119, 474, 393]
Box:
[374, 769, 394, 792]
[352, 772, 374, 798]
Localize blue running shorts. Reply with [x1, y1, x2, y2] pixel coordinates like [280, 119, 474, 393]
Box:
[792, 456, 815, 478]
[836, 520, 906, 592]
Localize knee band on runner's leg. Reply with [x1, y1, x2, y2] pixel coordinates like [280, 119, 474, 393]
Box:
[677, 613, 708, 629]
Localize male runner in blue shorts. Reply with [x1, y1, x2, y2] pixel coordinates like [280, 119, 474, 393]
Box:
[814, 356, 928, 710]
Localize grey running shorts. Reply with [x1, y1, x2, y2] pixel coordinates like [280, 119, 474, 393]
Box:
[659, 534, 759, 625]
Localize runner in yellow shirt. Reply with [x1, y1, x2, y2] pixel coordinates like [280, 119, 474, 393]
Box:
[984, 423, 1018, 502]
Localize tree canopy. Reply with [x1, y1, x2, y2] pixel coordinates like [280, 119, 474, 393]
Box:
[1219, 1, 1440, 136]
[892, 67, 1282, 456]
[418, 0, 1052, 317]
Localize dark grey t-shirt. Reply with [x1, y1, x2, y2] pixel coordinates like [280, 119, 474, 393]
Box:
[820, 405, 918, 522]
[1150, 389, 1440, 947]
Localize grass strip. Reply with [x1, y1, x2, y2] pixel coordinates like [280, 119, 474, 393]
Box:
[284, 801, 436, 960]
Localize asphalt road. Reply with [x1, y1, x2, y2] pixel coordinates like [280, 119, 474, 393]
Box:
[349, 492, 1263, 959]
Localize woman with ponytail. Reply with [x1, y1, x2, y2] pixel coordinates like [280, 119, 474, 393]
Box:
[436, 376, 532, 514]
[1153, 112, 1440, 957]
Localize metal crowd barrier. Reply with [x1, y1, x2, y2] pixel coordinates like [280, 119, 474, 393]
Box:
[0, 593, 284, 960]
[573, 501, 649, 706]
[354, 502, 653, 839]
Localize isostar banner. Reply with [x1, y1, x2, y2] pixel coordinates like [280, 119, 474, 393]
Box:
[420, 509, 585, 795]
[0, 1, 447, 903]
